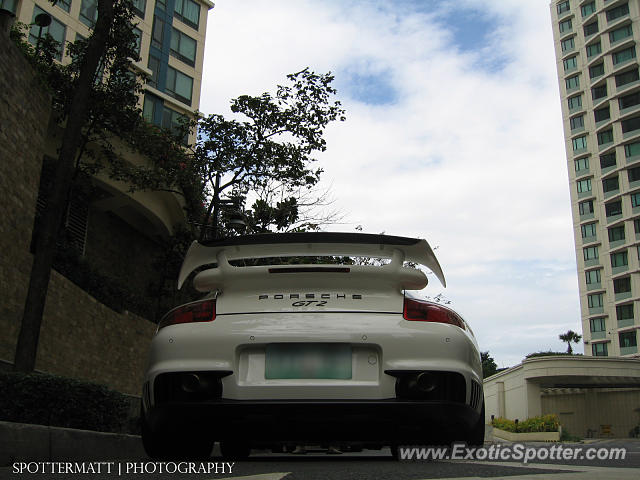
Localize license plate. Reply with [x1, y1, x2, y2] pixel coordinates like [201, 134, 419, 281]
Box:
[265, 343, 352, 379]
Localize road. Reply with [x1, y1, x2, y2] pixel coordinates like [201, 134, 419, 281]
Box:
[1, 441, 639, 479]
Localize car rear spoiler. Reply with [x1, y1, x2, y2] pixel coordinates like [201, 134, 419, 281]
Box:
[177, 232, 446, 289]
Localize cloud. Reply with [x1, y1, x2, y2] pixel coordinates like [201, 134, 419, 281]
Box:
[201, 0, 579, 368]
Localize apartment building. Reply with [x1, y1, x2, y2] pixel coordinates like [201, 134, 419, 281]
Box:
[551, 0, 640, 357]
[1, 0, 211, 142]
[0, 0, 213, 321]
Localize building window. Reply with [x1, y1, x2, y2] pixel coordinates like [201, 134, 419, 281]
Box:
[594, 105, 610, 122]
[615, 68, 640, 87]
[568, 94, 582, 110]
[625, 141, 640, 158]
[133, 27, 142, 57]
[79, 0, 98, 28]
[590, 63, 605, 79]
[592, 342, 608, 356]
[590, 317, 606, 332]
[614, 276, 631, 294]
[581, 1, 596, 17]
[592, 84, 607, 101]
[601, 152, 616, 169]
[580, 199, 594, 215]
[170, 29, 197, 66]
[584, 21, 598, 37]
[617, 303, 634, 320]
[583, 245, 599, 261]
[561, 37, 575, 52]
[560, 19, 573, 34]
[143, 94, 189, 143]
[585, 269, 601, 284]
[581, 222, 597, 238]
[56, 0, 71, 12]
[588, 293, 604, 308]
[29, 6, 66, 61]
[566, 75, 580, 90]
[156, 0, 166, 10]
[622, 116, 640, 134]
[564, 55, 578, 71]
[0, 0, 18, 14]
[609, 225, 625, 242]
[557, 0, 571, 15]
[598, 129, 613, 145]
[132, 0, 146, 18]
[575, 156, 589, 172]
[620, 330, 638, 348]
[635, 218, 640, 233]
[152, 15, 165, 49]
[619, 91, 640, 110]
[629, 166, 640, 183]
[632, 192, 640, 207]
[165, 66, 193, 106]
[605, 200, 622, 217]
[174, 0, 201, 30]
[611, 250, 629, 267]
[147, 55, 161, 88]
[602, 175, 619, 192]
[613, 46, 636, 65]
[610, 24, 633, 43]
[606, 3, 629, 22]
[571, 114, 585, 130]
[573, 135, 588, 151]
[577, 177, 592, 193]
[586, 42, 601, 58]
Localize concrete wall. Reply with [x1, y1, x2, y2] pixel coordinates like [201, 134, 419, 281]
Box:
[0, 13, 156, 396]
[542, 388, 640, 438]
[484, 356, 640, 438]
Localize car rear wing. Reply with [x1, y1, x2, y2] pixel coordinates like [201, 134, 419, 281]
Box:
[177, 232, 446, 290]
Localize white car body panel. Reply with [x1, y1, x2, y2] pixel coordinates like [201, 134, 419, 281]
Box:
[141, 233, 484, 453]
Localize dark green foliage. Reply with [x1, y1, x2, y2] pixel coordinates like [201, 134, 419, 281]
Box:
[481, 351, 498, 379]
[525, 351, 583, 359]
[51, 245, 156, 319]
[491, 414, 560, 433]
[559, 329, 582, 354]
[195, 68, 346, 238]
[0, 372, 132, 433]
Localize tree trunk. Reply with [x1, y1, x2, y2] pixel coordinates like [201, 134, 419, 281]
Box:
[13, 0, 115, 372]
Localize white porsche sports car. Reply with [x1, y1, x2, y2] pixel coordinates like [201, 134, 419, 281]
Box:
[141, 232, 484, 459]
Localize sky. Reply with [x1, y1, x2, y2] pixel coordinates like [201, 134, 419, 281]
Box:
[199, 0, 579, 369]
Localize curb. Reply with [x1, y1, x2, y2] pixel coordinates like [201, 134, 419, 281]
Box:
[0, 421, 146, 466]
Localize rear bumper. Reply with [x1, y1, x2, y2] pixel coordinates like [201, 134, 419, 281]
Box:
[144, 399, 480, 444]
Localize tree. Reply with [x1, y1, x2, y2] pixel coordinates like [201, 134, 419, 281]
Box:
[481, 351, 498, 379]
[559, 330, 582, 354]
[13, 0, 195, 372]
[193, 68, 346, 240]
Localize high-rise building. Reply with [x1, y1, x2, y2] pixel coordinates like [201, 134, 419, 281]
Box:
[2, 0, 212, 143]
[0, 0, 213, 319]
[551, 0, 640, 357]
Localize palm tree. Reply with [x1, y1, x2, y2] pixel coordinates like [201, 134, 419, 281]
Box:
[559, 330, 582, 354]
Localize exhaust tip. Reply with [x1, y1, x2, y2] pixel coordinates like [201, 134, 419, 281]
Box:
[181, 373, 202, 393]
[416, 372, 437, 392]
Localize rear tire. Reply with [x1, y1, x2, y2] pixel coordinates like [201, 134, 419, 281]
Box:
[220, 441, 251, 460]
[141, 417, 214, 460]
[466, 402, 485, 446]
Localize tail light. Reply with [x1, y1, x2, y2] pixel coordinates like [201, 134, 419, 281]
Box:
[158, 300, 216, 330]
[403, 298, 465, 330]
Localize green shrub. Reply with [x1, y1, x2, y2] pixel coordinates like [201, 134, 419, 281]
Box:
[491, 414, 560, 433]
[525, 351, 583, 359]
[0, 372, 132, 434]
